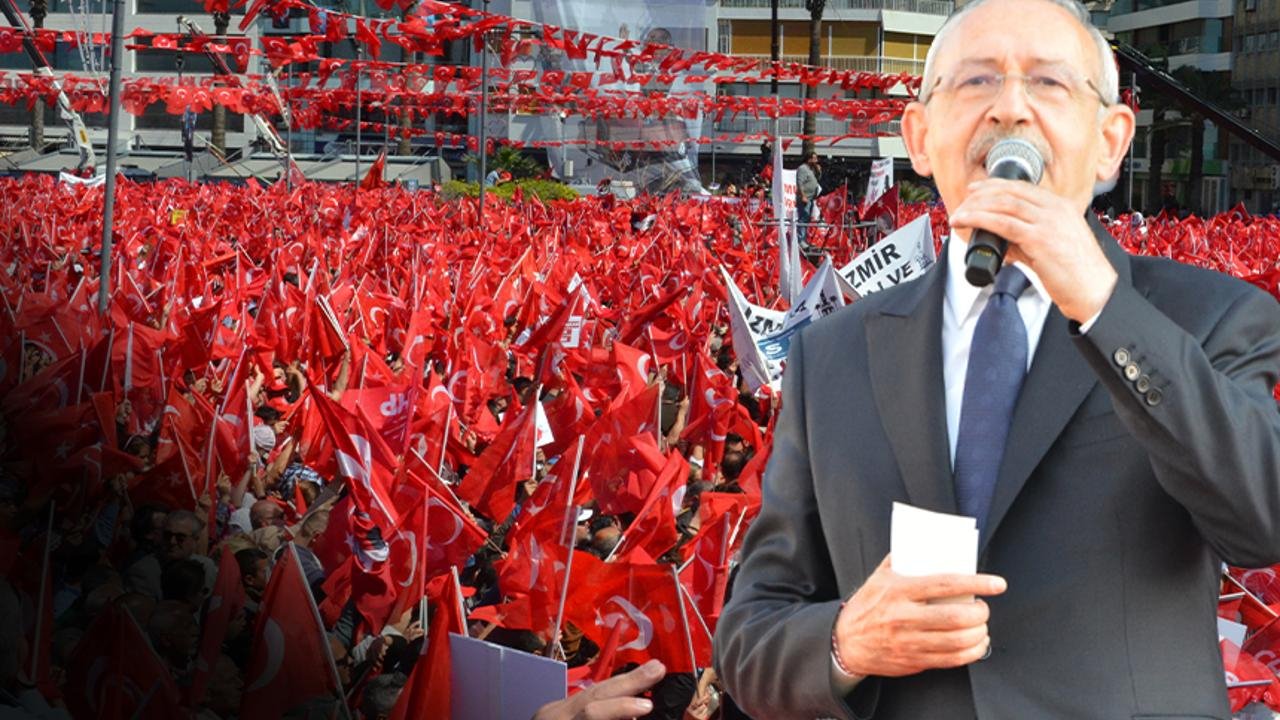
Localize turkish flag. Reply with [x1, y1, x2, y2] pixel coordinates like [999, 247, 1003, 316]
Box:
[1, 350, 82, 416]
[389, 572, 466, 720]
[359, 149, 388, 190]
[678, 510, 734, 634]
[610, 341, 654, 402]
[406, 370, 455, 472]
[496, 497, 575, 634]
[539, 371, 595, 459]
[309, 294, 348, 362]
[312, 390, 401, 531]
[860, 184, 900, 233]
[1222, 639, 1280, 713]
[211, 353, 253, 484]
[396, 459, 488, 584]
[130, 416, 204, 511]
[563, 558, 702, 673]
[64, 605, 183, 720]
[612, 451, 688, 563]
[240, 544, 345, 718]
[583, 384, 665, 515]
[458, 402, 537, 523]
[190, 545, 246, 706]
[1234, 565, 1280, 606]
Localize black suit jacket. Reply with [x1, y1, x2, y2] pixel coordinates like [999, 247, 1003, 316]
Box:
[713, 218, 1280, 719]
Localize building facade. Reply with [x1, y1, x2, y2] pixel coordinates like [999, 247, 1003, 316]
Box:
[0, 0, 257, 155]
[1228, 0, 1280, 212]
[1102, 0, 1280, 214]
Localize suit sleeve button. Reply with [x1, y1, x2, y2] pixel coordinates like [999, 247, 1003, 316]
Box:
[1145, 388, 1163, 407]
[1135, 375, 1151, 393]
[1113, 348, 1130, 366]
[1124, 363, 1141, 381]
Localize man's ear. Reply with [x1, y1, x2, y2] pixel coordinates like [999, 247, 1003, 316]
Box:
[1096, 104, 1136, 184]
[901, 101, 933, 178]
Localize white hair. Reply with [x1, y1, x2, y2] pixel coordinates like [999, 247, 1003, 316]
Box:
[919, 0, 1119, 106]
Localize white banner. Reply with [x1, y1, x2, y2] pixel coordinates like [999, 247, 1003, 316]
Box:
[58, 171, 105, 187]
[865, 157, 893, 208]
[723, 260, 845, 393]
[451, 633, 567, 720]
[535, 401, 555, 448]
[756, 258, 846, 385]
[772, 140, 801, 304]
[838, 214, 936, 297]
[723, 266, 780, 392]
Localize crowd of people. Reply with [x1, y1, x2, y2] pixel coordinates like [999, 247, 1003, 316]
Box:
[0, 173, 1278, 719]
[0, 173, 827, 720]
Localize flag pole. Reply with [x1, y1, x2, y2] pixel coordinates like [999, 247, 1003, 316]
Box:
[676, 579, 714, 662]
[290, 542, 354, 720]
[28, 501, 55, 686]
[671, 566, 699, 676]
[549, 436, 586, 657]
[97, 0, 126, 315]
[451, 565, 468, 637]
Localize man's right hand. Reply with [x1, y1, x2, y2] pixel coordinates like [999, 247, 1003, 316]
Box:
[532, 659, 665, 720]
[833, 554, 1007, 677]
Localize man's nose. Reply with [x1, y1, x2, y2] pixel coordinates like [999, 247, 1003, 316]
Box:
[985, 75, 1035, 127]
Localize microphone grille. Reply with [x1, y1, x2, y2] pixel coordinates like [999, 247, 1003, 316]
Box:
[985, 138, 1044, 184]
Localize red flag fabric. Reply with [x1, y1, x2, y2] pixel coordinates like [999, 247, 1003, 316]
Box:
[583, 383, 665, 515]
[563, 559, 701, 673]
[861, 184, 900, 233]
[390, 572, 466, 720]
[612, 451, 688, 562]
[495, 495, 575, 635]
[312, 390, 402, 531]
[360, 150, 389, 191]
[190, 545, 246, 706]
[240, 544, 345, 718]
[678, 509, 734, 634]
[64, 605, 184, 720]
[1222, 639, 1280, 713]
[458, 402, 537, 523]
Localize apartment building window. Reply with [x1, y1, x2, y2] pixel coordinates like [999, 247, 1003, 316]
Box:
[1270, 88, 1279, 106]
[136, 0, 205, 13]
[136, 103, 245, 132]
[136, 52, 216, 74]
[1271, 31, 1279, 50]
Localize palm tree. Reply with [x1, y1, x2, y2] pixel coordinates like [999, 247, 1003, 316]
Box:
[801, 0, 824, 159]
[29, 0, 46, 150]
[211, 10, 230, 154]
[397, 2, 417, 155]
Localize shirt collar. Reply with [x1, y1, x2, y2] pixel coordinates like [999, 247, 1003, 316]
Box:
[944, 229, 1048, 323]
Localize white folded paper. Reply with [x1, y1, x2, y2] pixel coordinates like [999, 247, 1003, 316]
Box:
[890, 502, 979, 578]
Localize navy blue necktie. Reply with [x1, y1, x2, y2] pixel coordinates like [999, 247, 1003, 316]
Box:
[954, 266, 1031, 531]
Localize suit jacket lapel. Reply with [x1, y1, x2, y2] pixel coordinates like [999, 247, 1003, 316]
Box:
[980, 216, 1134, 553]
[866, 243, 955, 513]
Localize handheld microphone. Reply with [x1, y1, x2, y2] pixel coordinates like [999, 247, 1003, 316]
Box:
[964, 138, 1045, 287]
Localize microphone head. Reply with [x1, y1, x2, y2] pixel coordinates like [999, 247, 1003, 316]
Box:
[985, 138, 1044, 184]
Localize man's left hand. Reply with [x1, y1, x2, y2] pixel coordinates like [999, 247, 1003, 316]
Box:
[948, 179, 1117, 324]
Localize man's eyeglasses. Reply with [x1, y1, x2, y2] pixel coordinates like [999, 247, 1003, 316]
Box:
[926, 68, 1111, 109]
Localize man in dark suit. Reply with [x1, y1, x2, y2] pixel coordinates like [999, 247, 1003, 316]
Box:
[713, 1, 1280, 718]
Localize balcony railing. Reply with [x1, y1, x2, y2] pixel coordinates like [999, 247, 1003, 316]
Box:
[713, 116, 901, 138]
[719, 0, 953, 14]
[732, 54, 925, 75]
